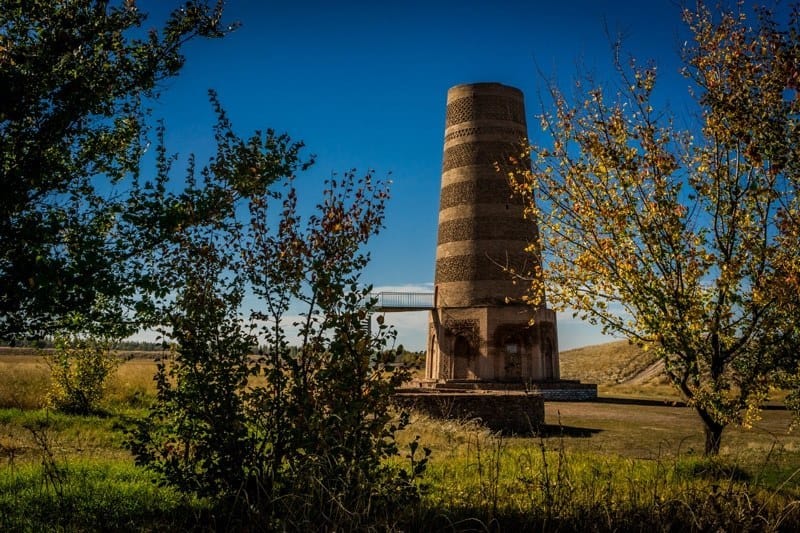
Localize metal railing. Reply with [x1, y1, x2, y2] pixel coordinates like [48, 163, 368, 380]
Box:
[372, 292, 434, 311]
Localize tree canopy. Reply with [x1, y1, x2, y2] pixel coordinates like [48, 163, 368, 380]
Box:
[0, 0, 237, 339]
[511, 1, 800, 455]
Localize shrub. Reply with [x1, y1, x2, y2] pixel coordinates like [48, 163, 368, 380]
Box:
[129, 171, 427, 529]
[44, 335, 119, 415]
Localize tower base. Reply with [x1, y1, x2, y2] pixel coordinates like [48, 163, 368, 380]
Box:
[393, 389, 545, 434]
[426, 306, 559, 382]
[432, 379, 598, 401]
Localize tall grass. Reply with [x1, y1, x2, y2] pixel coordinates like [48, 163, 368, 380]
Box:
[2, 351, 800, 530]
[400, 414, 800, 531]
[0, 356, 49, 410]
[103, 358, 158, 408]
[0, 459, 208, 531]
[0, 354, 158, 411]
[3, 410, 799, 531]
[0, 409, 800, 531]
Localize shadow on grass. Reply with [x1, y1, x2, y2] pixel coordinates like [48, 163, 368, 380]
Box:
[676, 459, 752, 482]
[535, 424, 602, 438]
[594, 396, 787, 410]
[593, 396, 687, 407]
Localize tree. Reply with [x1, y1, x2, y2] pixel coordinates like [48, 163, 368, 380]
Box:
[44, 333, 120, 414]
[130, 166, 427, 528]
[0, 0, 234, 339]
[510, 2, 800, 455]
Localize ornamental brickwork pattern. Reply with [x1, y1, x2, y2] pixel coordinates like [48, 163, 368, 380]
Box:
[442, 141, 522, 172]
[445, 95, 525, 127]
[444, 126, 526, 144]
[435, 253, 531, 283]
[437, 217, 531, 245]
[438, 180, 522, 210]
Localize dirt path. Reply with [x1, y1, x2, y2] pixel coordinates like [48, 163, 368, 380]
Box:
[541, 399, 798, 458]
[622, 359, 664, 384]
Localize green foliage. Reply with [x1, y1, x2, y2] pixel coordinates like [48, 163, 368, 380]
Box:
[0, 0, 235, 339]
[511, 1, 800, 455]
[125, 96, 312, 331]
[241, 171, 426, 528]
[2, 396, 800, 530]
[410, 421, 800, 531]
[129, 162, 426, 528]
[0, 460, 207, 532]
[44, 335, 119, 415]
[129, 243, 255, 499]
[398, 349, 426, 368]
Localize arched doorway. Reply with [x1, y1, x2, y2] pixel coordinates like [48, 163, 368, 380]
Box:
[504, 337, 522, 379]
[453, 335, 471, 379]
[542, 335, 554, 380]
[427, 334, 437, 379]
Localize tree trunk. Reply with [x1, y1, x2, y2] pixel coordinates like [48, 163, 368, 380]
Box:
[704, 421, 724, 455]
[696, 406, 724, 456]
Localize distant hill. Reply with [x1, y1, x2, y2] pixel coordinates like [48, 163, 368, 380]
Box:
[559, 340, 661, 385]
[0, 346, 165, 359]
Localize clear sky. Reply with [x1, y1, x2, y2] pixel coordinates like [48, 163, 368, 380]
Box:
[136, 0, 701, 351]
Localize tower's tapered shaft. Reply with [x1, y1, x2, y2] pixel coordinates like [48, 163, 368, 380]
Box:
[435, 83, 535, 308]
[427, 82, 559, 383]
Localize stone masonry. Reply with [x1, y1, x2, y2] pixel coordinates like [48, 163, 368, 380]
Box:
[426, 82, 562, 384]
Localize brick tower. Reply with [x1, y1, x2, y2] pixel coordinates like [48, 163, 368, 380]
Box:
[426, 82, 560, 384]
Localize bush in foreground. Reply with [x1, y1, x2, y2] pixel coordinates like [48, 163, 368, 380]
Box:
[44, 335, 119, 415]
[128, 170, 427, 530]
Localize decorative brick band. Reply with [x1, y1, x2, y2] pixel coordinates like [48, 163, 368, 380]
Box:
[442, 141, 523, 173]
[437, 217, 531, 245]
[444, 126, 526, 144]
[438, 179, 523, 211]
[446, 95, 525, 127]
[435, 253, 531, 283]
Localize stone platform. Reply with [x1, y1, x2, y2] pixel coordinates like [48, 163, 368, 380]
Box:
[393, 389, 544, 434]
[394, 379, 597, 434]
[432, 379, 598, 401]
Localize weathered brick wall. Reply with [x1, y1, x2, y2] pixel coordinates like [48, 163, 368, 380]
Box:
[426, 83, 563, 386]
[435, 82, 533, 306]
[535, 387, 598, 401]
[394, 392, 545, 434]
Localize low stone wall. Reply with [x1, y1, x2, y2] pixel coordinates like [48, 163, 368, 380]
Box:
[534, 387, 597, 401]
[529, 381, 598, 401]
[394, 391, 544, 434]
[427, 379, 598, 401]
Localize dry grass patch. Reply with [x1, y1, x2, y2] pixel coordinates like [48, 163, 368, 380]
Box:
[561, 340, 791, 404]
[559, 339, 659, 384]
[542, 401, 800, 466]
[0, 356, 50, 409]
[104, 358, 158, 407]
[0, 352, 160, 410]
[399, 408, 800, 530]
[400, 403, 800, 467]
[600, 379, 682, 401]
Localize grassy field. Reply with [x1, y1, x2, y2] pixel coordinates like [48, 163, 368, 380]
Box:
[559, 339, 656, 383]
[1, 346, 800, 530]
[559, 339, 684, 400]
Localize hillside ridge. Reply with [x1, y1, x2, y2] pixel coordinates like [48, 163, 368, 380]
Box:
[559, 340, 661, 385]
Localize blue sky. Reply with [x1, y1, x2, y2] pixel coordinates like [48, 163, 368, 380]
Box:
[136, 0, 700, 350]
